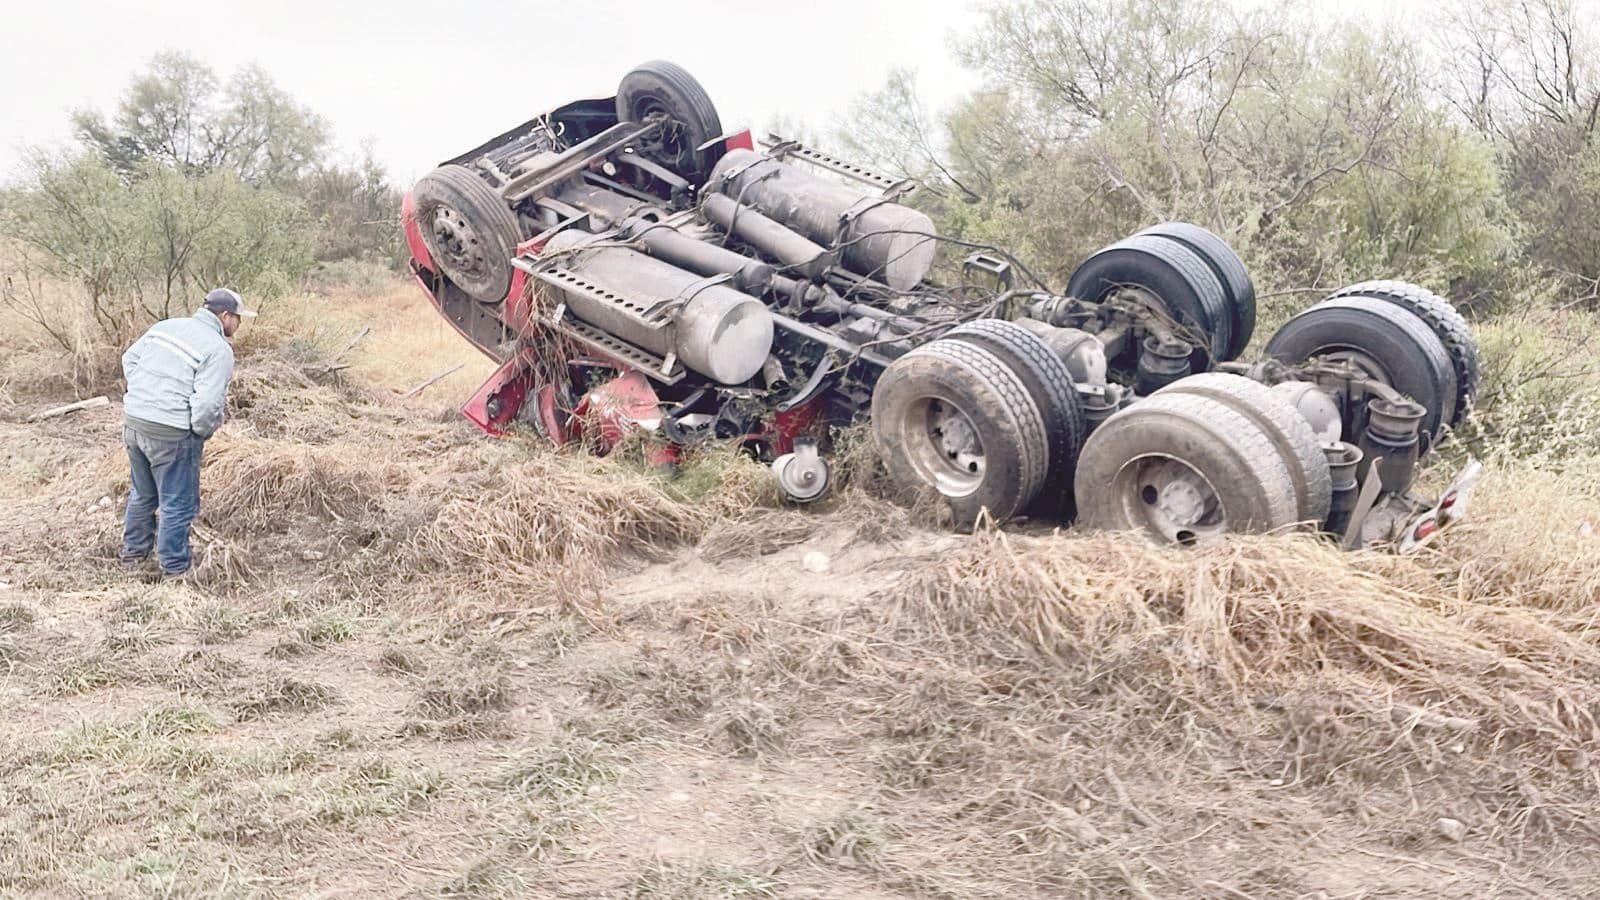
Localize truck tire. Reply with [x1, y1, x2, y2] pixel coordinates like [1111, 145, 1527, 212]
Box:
[411, 164, 523, 305]
[1137, 222, 1256, 358]
[1066, 234, 1232, 368]
[1075, 393, 1301, 542]
[871, 338, 1048, 528]
[616, 61, 724, 185]
[1156, 373, 1332, 526]
[1265, 297, 1457, 448]
[946, 319, 1087, 519]
[1324, 280, 1478, 426]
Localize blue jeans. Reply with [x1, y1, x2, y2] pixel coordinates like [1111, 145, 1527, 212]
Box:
[121, 427, 204, 574]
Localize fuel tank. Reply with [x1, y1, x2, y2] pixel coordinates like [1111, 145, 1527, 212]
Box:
[708, 148, 937, 291]
[542, 230, 774, 384]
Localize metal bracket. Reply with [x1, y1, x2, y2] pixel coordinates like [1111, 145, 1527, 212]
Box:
[531, 266, 674, 326]
[672, 272, 733, 308]
[834, 195, 899, 246]
[760, 134, 915, 198]
[504, 119, 664, 203]
[612, 152, 691, 193]
[1341, 458, 1384, 549]
[715, 154, 774, 191]
[779, 354, 837, 412]
[962, 252, 1016, 291]
[541, 315, 685, 386]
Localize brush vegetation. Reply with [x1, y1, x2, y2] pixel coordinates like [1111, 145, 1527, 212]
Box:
[2, 2, 1600, 894]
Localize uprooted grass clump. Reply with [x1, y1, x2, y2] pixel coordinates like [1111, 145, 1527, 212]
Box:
[402, 442, 777, 603]
[0, 601, 35, 632]
[411, 672, 514, 719]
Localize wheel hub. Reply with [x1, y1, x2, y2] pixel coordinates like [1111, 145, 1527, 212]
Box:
[902, 396, 986, 497]
[429, 206, 489, 280]
[1314, 347, 1393, 388]
[1119, 455, 1226, 545]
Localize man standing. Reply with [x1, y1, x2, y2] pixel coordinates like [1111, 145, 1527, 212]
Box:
[119, 288, 256, 577]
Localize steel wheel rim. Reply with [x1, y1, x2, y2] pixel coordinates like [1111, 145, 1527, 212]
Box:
[898, 395, 986, 497]
[427, 204, 493, 288]
[1113, 454, 1227, 545]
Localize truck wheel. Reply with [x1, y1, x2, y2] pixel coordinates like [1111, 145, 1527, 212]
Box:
[411, 165, 522, 305]
[616, 61, 724, 185]
[946, 319, 1087, 519]
[1264, 296, 1457, 448]
[1156, 373, 1332, 526]
[1137, 222, 1256, 358]
[1324, 280, 1478, 426]
[871, 338, 1048, 528]
[1066, 234, 1232, 368]
[1074, 393, 1300, 542]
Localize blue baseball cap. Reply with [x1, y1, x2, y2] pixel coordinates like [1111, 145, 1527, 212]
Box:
[203, 288, 257, 318]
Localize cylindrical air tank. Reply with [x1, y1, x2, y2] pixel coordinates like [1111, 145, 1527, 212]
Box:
[708, 148, 937, 291]
[543, 230, 774, 385]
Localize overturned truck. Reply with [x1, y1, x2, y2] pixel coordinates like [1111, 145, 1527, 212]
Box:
[402, 61, 1481, 549]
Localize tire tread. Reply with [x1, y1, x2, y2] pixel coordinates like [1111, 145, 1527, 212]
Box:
[1157, 373, 1332, 524]
[947, 319, 1087, 517]
[1138, 222, 1256, 357]
[1326, 280, 1478, 426]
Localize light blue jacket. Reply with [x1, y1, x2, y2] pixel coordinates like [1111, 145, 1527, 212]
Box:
[122, 309, 235, 438]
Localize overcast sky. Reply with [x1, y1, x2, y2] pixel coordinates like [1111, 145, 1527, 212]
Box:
[3, 0, 1425, 186]
[0, 0, 992, 184]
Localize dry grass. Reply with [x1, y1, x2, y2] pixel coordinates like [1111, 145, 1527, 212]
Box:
[6, 272, 1600, 895]
[0, 601, 35, 632]
[246, 278, 496, 402]
[411, 672, 515, 718]
[627, 860, 782, 898]
[405, 445, 775, 604]
[231, 676, 339, 720]
[845, 487, 1600, 893]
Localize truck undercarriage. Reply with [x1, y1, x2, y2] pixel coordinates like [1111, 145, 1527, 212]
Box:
[401, 61, 1482, 549]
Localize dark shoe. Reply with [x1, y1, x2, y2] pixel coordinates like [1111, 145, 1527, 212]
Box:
[118, 554, 151, 572]
[139, 567, 190, 585]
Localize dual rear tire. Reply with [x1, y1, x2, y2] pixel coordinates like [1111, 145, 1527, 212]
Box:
[1265, 282, 1476, 448]
[1066, 222, 1257, 366]
[870, 322, 1085, 528]
[1074, 374, 1329, 541]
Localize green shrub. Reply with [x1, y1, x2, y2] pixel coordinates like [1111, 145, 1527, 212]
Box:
[1, 153, 313, 350]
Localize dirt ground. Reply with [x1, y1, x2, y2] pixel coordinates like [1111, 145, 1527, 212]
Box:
[3, 280, 1600, 898]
